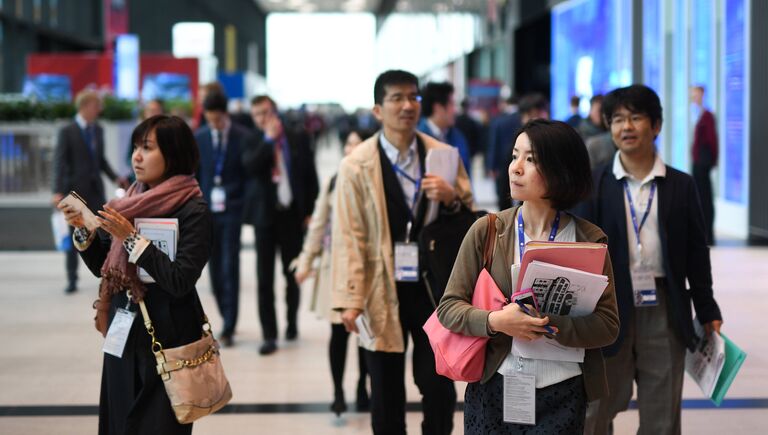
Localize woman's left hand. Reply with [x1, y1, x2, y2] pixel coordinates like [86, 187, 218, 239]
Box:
[96, 206, 136, 242]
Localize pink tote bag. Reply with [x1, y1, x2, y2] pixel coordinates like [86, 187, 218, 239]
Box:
[423, 214, 506, 383]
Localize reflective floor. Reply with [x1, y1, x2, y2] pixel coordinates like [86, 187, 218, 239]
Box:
[1, 138, 766, 434]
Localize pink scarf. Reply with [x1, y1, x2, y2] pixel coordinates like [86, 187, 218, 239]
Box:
[99, 175, 202, 301]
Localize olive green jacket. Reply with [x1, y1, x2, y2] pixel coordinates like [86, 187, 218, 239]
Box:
[437, 207, 619, 401]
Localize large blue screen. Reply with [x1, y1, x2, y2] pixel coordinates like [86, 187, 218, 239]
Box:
[551, 0, 633, 121]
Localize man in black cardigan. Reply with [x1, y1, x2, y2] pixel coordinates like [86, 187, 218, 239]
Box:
[575, 85, 723, 435]
[242, 95, 319, 355]
[52, 90, 127, 294]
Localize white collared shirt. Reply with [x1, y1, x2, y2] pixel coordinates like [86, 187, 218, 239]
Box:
[612, 151, 666, 276]
[210, 118, 231, 152]
[380, 133, 420, 213]
[75, 113, 89, 130]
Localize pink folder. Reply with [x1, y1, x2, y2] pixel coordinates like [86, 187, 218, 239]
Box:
[515, 241, 607, 292]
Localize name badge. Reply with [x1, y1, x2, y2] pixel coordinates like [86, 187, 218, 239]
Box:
[631, 266, 658, 307]
[103, 308, 136, 358]
[503, 373, 536, 425]
[211, 186, 226, 213]
[394, 242, 419, 282]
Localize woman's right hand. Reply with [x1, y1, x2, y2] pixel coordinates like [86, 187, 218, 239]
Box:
[57, 203, 85, 228]
[488, 303, 556, 341]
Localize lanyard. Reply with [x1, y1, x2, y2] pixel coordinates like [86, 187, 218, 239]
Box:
[392, 163, 422, 220]
[517, 208, 560, 261]
[623, 180, 656, 249]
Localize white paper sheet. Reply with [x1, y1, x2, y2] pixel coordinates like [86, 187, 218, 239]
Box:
[424, 147, 460, 225]
[685, 320, 726, 398]
[135, 218, 179, 283]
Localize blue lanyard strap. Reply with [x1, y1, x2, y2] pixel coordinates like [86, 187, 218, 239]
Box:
[517, 208, 560, 261]
[623, 180, 656, 246]
[392, 163, 422, 219]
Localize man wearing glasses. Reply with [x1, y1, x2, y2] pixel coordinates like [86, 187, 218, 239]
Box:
[331, 70, 473, 434]
[577, 85, 722, 435]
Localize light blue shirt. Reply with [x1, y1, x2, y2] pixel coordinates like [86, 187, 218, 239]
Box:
[380, 133, 421, 212]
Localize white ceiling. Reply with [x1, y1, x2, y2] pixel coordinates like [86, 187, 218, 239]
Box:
[255, 0, 489, 14]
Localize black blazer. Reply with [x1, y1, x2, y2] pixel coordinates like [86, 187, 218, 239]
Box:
[79, 197, 212, 431]
[574, 163, 722, 356]
[195, 123, 250, 213]
[241, 127, 319, 228]
[53, 121, 119, 211]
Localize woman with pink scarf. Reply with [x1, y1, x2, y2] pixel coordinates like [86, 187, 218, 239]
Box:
[58, 115, 212, 434]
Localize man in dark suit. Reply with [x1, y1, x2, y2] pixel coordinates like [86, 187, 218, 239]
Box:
[52, 90, 127, 294]
[576, 85, 723, 435]
[195, 91, 250, 347]
[486, 93, 548, 210]
[243, 95, 319, 355]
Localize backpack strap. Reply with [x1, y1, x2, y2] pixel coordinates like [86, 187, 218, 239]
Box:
[482, 213, 498, 270]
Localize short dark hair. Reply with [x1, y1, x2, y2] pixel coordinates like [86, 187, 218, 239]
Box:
[131, 115, 200, 178]
[421, 82, 454, 118]
[603, 84, 663, 127]
[373, 70, 419, 105]
[518, 93, 549, 116]
[513, 119, 592, 210]
[349, 128, 374, 142]
[589, 94, 603, 106]
[570, 96, 580, 108]
[203, 92, 228, 113]
[251, 94, 277, 110]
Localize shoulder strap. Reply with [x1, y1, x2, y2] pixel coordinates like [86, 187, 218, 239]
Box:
[482, 213, 497, 270]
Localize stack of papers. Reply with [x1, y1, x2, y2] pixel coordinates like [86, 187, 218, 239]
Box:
[516, 241, 607, 292]
[685, 320, 747, 406]
[512, 260, 609, 362]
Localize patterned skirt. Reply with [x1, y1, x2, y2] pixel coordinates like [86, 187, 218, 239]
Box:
[464, 373, 586, 435]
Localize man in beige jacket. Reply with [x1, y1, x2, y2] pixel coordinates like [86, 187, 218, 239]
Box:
[331, 70, 474, 435]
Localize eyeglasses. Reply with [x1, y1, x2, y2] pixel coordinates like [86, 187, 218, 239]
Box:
[384, 94, 422, 105]
[610, 113, 649, 126]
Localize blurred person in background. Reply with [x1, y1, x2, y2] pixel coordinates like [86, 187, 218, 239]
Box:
[690, 85, 718, 245]
[487, 93, 549, 210]
[291, 128, 373, 416]
[243, 95, 319, 355]
[195, 91, 250, 347]
[53, 89, 129, 294]
[455, 98, 485, 159]
[58, 115, 211, 435]
[418, 81, 472, 177]
[566, 95, 583, 128]
[195, 81, 225, 129]
[578, 95, 606, 140]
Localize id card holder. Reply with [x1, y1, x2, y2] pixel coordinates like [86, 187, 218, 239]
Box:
[503, 373, 536, 425]
[631, 265, 658, 307]
[394, 242, 419, 282]
[103, 307, 136, 358]
[211, 186, 226, 213]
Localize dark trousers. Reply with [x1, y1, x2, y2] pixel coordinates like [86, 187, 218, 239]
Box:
[693, 163, 715, 244]
[66, 227, 78, 286]
[255, 208, 303, 340]
[365, 281, 456, 435]
[209, 212, 242, 336]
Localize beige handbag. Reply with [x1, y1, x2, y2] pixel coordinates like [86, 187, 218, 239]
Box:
[137, 295, 232, 424]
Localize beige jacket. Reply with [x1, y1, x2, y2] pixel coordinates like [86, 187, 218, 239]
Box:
[331, 131, 474, 352]
[292, 176, 338, 323]
[437, 207, 619, 401]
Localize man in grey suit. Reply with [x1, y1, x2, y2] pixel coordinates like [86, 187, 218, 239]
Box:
[52, 90, 127, 294]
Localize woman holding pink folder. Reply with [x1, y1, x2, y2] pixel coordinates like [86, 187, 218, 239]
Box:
[437, 119, 619, 433]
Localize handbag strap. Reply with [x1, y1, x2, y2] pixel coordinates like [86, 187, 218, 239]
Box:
[482, 213, 498, 270]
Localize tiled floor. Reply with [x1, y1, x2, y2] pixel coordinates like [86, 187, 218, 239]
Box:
[1, 141, 766, 434]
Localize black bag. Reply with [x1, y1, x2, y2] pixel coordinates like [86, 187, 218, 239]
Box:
[419, 206, 487, 306]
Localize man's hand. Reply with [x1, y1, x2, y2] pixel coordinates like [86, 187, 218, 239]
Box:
[703, 319, 723, 335]
[422, 174, 457, 206]
[294, 269, 312, 285]
[341, 308, 363, 333]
